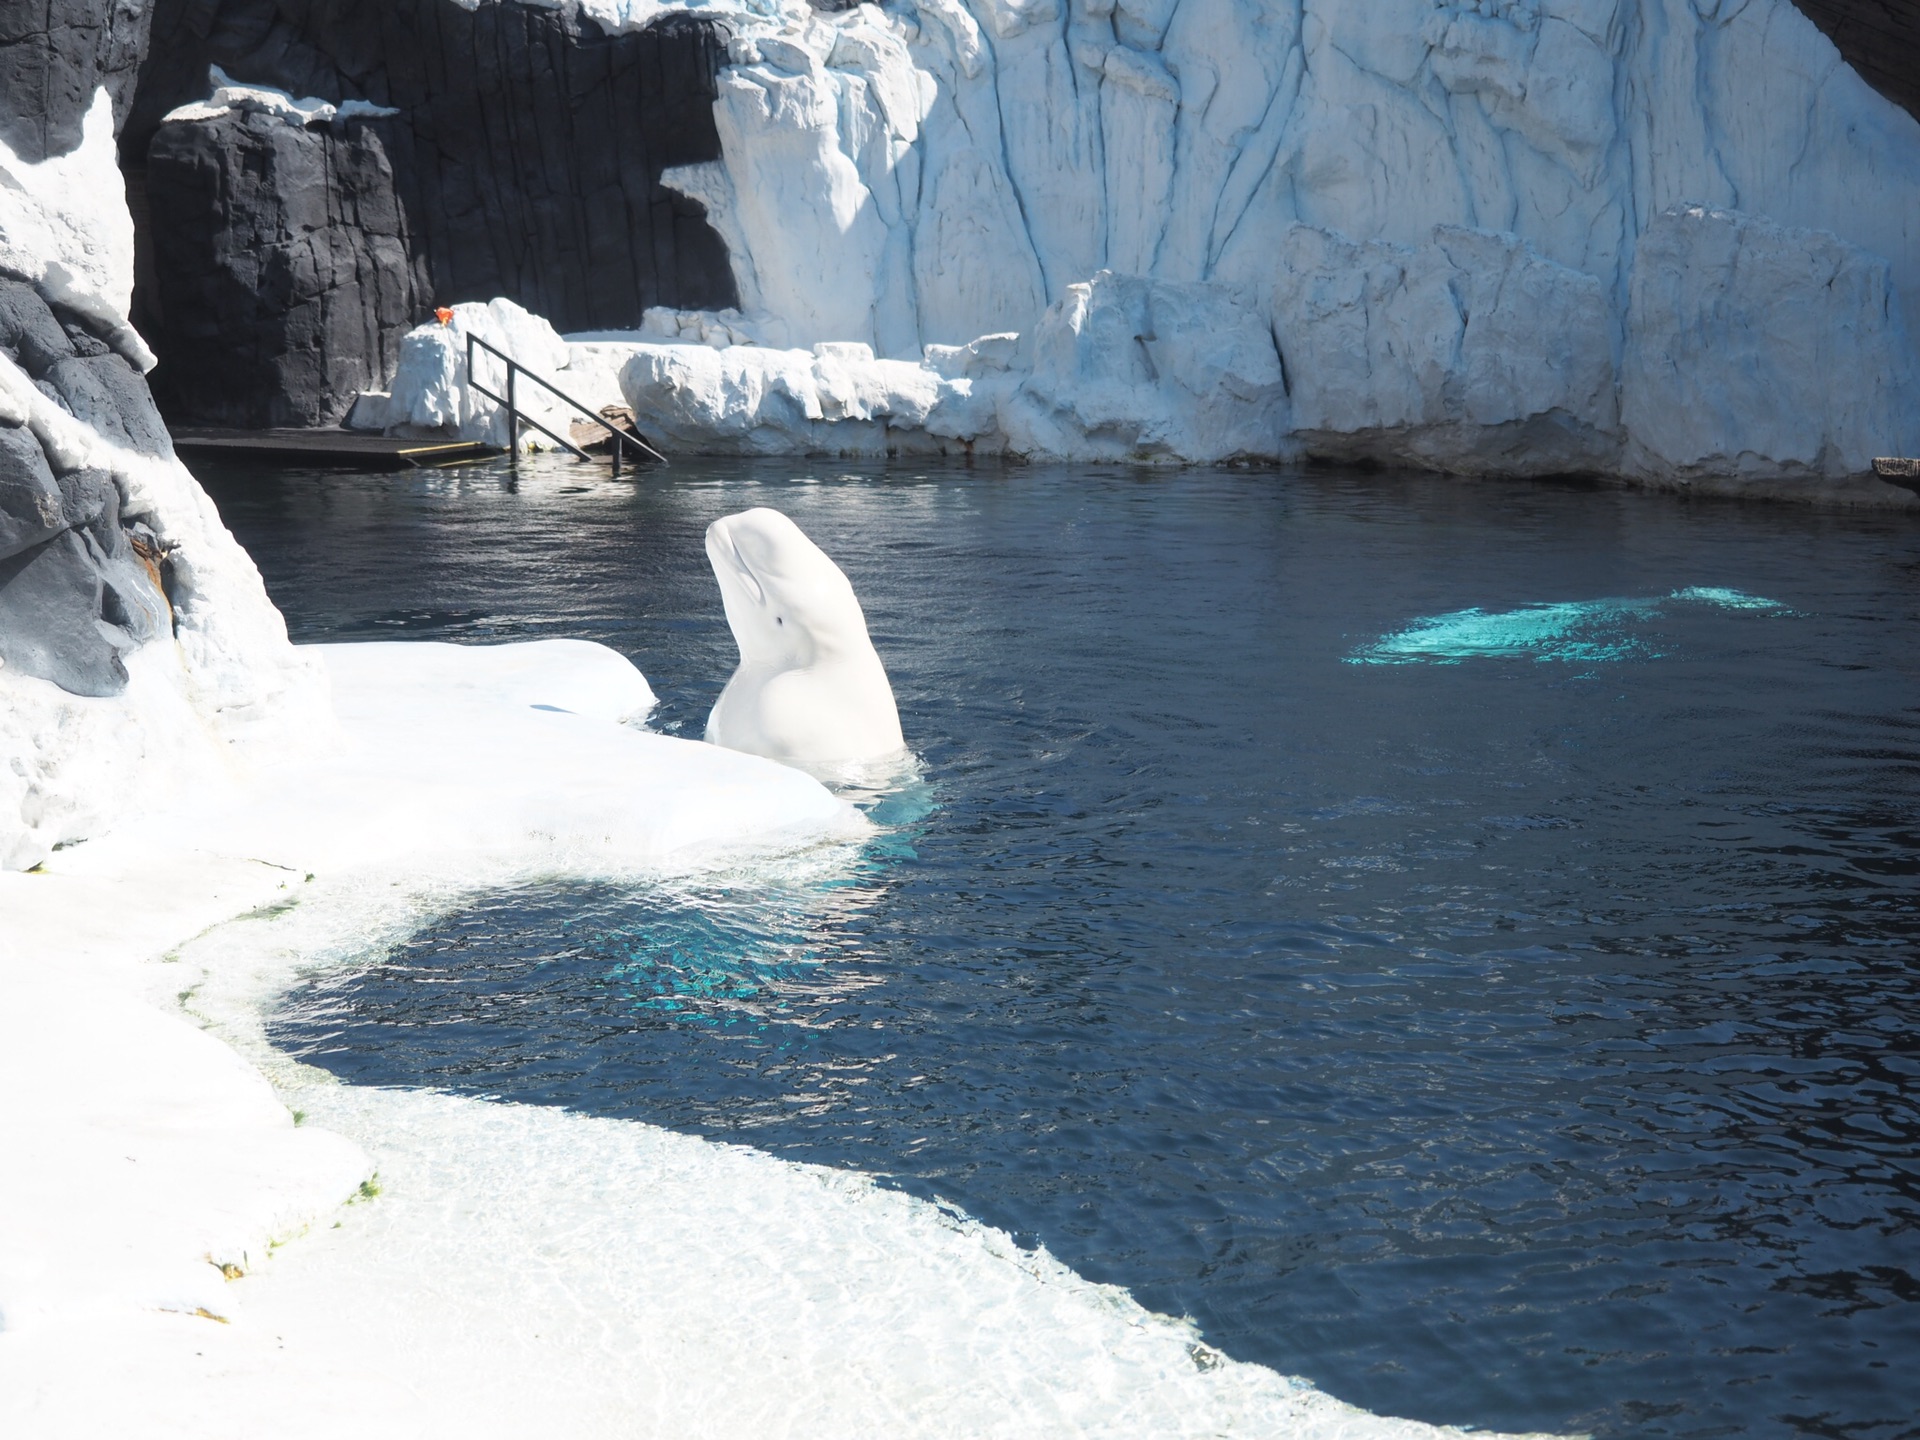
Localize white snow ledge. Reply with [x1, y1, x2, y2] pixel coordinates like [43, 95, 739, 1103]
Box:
[163, 66, 401, 128]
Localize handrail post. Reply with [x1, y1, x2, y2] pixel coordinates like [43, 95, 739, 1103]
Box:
[505, 358, 518, 463]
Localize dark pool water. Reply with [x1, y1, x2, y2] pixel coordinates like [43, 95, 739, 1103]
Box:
[205, 456, 1920, 1439]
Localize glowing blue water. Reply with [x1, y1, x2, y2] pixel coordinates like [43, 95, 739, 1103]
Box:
[1349, 587, 1793, 665]
[203, 458, 1920, 1440]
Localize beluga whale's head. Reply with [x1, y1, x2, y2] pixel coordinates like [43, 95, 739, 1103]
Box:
[704, 507, 906, 782]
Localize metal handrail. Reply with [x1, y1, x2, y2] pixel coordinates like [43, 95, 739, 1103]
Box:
[465, 332, 667, 475]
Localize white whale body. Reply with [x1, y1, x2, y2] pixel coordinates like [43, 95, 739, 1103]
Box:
[705, 507, 906, 777]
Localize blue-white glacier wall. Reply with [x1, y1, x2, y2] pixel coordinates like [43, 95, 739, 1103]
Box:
[535, 0, 1913, 490]
[669, 0, 1920, 353]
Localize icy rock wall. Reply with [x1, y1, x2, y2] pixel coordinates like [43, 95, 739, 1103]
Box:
[1621, 205, 1920, 488]
[1, 53, 328, 870]
[368, 0, 1920, 484]
[676, 0, 1920, 359]
[1272, 224, 1620, 476]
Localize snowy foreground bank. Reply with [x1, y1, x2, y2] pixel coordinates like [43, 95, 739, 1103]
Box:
[0, 639, 1563, 1440]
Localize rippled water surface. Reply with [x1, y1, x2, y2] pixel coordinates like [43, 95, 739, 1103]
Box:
[202, 457, 1920, 1439]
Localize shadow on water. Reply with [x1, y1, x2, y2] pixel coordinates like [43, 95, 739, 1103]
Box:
[209, 455, 1920, 1440]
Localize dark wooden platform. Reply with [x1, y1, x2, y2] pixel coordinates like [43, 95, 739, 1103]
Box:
[169, 428, 504, 470]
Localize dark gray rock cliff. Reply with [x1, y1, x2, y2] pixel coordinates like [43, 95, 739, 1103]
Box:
[128, 0, 738, 427]
[0, 0, 151, 163]
[147, 109, 429, 428]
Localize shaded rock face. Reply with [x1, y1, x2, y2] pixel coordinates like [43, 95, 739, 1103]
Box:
[147, 110, 429, 428]
[1793, 0, 1920, 120]
[128, 0, 738, 426]
[0, 0, 151, 163]
[0, 278, 173, 697]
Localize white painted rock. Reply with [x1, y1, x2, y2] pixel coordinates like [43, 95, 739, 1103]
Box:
[1621, 205, 1920, 488]
[619, 341, 951, 455]
[705, 507, 906, 778]
[1001, 270, 1294, 464]
[1272, 223, 1620, 475]
[382, 297, 572, 447]
[664, 0, 1920, 365]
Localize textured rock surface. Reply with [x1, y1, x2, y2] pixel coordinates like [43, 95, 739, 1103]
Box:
[1001, 271, 1290, 463]
[1621, 205, 1920, 492]
[146, 107, 428, 427]
[672, 0, 1920, 363]
[0, 0, 152, 164]
[0, 16, 328, 869]
[0, 286, 171, 697]
[128, 0, 740, 425]
[1273, 225, 1619, 476]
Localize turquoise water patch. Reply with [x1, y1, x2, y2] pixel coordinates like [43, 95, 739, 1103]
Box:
[1350, 588, 1791, 665]
[605, 776, 938, 1026]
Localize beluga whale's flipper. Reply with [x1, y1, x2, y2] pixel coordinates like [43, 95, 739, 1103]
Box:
[704, 507, 907, 784]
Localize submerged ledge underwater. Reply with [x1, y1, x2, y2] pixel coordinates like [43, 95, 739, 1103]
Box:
[171, 455, 1916, 1440]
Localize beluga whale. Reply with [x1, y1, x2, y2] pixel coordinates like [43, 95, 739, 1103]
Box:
[704, 507, 906, 781]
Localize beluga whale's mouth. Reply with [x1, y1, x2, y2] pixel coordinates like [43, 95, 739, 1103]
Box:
[703, 508, 910, 786]
[711, 525, 766, 608]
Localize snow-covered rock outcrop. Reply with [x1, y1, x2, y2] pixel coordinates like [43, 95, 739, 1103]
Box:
[620, 339, 949, 454]
[0, 92, 154, 372]
[377, 299, 577, 449]
[371, 0, 1920, 494]
[600, 272, 1290, 462]
[1, 86, 327, 871]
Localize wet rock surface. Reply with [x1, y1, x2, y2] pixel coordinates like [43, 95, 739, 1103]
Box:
[0, 277, 171, 697]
